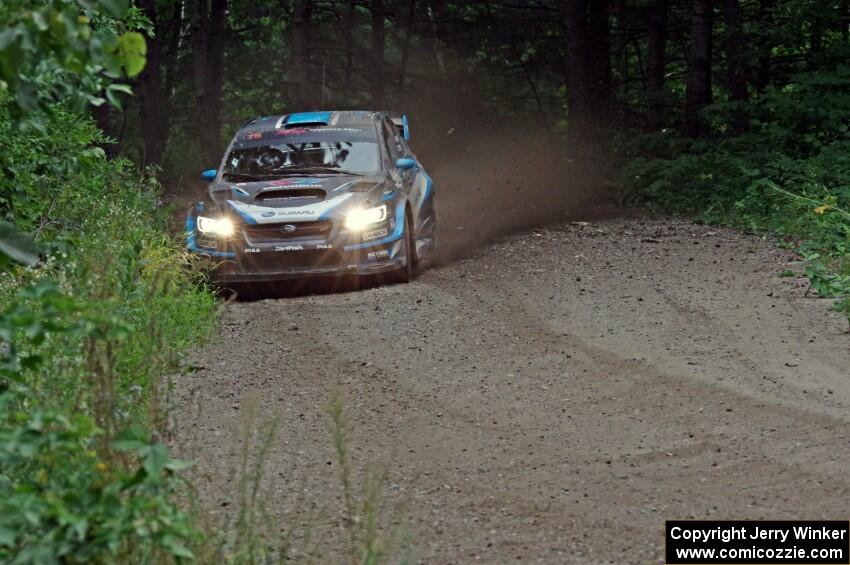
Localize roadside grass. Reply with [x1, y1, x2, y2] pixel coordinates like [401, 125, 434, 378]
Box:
[327, 391, 401, 564]
[189, 392, 287, 564]
[188, 390, 407, 564]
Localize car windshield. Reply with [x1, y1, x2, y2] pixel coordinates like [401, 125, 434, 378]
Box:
[224, 140, 380, 178]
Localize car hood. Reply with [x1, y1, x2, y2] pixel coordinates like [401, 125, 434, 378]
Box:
[206, 174, 388, 224]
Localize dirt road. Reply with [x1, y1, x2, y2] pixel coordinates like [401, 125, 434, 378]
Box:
[176, 211, 850, 563]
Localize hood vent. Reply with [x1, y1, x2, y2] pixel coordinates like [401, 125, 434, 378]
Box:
[255, 188, 325, 202]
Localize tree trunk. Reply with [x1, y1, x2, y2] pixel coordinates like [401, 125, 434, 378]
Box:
[136, 0, 167, 165]
[398, 0, 417, 97]
[723, 0, 748, 133]
[344, 0, 355, 94]
[755, 0, 772, 92]
[91, 102, 122, 159]
[646, 0, 667, 130]
[191, 0, 227, 163]
[370, 0, 386, 108]
[588, 0, 611, 126]
[136, 0, 180, 165]
[809, 2, 825, 64]
[207, 0, 226, 145]
[291, 0, 312, 109]
[684, 0, 713, 137]
[564, 0, 590, 140]
[162, 0, 181, 105]
[190, 0, 211, 161]
[427, 0, 446, 76]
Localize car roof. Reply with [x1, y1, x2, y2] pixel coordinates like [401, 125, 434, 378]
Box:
[238, 111, 382, 135]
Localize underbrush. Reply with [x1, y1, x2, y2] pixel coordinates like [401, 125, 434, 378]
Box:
[0, 105, 218, 562]
[621, 67, 850, 330]
[0, 104, 401, 562]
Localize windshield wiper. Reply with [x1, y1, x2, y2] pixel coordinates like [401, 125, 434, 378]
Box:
[225, 169, 364, 181]
[275, 167, 363, 176]
[223, 172, 265, 181]
[224, 172, 311, 181]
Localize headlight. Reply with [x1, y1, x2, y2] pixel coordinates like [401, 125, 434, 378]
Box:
[196, 216, 234, 237]
[344, 205, 387, 230]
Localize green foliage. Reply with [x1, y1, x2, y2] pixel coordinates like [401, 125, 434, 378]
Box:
[804, 256, 850, 298]
[0, 404, 196, 564]
[0, 99, 107, 226]
[0, 0, 148, 130]
[0, 102, 217, 408]
[116, 31, 147, 78]
[0, 0, 218, 557]
[0, 282, 198, 563]
[622, 66, 850, 328]
[0, 93, 215, 564]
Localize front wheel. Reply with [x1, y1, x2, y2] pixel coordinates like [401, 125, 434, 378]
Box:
[389, 211, 415, 284]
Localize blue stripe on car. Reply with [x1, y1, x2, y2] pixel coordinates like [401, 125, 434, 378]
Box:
[188, 245, 236, 258]
[186, 214, 196, 247]
[423, 173, 433, 201]
[344, 202, 406, 251]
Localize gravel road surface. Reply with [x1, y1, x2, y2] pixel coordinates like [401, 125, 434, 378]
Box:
[176, 210, 850, 563]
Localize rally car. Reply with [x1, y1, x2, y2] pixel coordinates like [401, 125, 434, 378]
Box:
[186, 111, 436, 285]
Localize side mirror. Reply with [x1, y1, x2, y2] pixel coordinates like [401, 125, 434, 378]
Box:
[201, 169, 217, 181]
[395, 158, 416, 171]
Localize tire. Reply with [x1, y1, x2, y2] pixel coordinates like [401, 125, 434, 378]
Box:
[389, 210, 415, 284]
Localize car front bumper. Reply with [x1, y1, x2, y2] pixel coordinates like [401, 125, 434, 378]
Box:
[187, 203, 407, 282]
[205, 241, 406, 282]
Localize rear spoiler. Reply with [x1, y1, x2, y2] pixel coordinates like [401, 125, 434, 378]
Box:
[387, 112, 410, 141]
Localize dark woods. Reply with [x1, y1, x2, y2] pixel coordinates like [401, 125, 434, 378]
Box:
[105, 0, 850, 173]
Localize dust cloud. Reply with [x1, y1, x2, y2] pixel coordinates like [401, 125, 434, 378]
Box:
[402, 77, 615, 264]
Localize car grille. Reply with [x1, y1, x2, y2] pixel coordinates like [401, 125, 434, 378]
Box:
[242, 221, 332, 244]
[240, 249, 342, 273]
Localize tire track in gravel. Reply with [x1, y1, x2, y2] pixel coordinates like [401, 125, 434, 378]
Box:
[175, 217, 850, 564]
